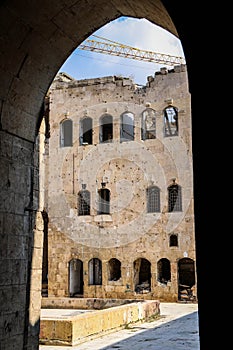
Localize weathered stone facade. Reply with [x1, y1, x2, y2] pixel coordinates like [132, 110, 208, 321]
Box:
[44, 64, 197, 302]
[1, 0, 215, 348]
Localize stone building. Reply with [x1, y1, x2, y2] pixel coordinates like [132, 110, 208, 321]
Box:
[42, 64, 197, 302]
[0, 0, 218, 348]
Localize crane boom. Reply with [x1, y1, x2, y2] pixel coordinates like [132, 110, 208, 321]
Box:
[78, 35, 186, 66]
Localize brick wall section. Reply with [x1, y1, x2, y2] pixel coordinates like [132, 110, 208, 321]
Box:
[0, 130, 40, 349]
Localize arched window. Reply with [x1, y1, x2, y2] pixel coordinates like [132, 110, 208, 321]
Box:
[78, 185, 90, 215]
[134, 258, 151, 293]
[141, 108, 156, 140]
[98, 185, 110, 215]
[120, 112, 134, 142]
[99, 114, 113, 143]
[168, 182, 182, 212]
[147, 185, 160, 212]
[80, 117, 92, 145]
[88, 258, 102, 285]
[60, 119, 73, 147]
[108, 258, 121, 281]
[164, 105, 178, 137]
[157, 258, 171, 284]
[170, 234, 178, 247]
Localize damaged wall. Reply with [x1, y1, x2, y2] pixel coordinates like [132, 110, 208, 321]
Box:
[44, 65, 196, 302]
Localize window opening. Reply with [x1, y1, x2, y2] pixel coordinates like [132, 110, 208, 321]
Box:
[108, 258, 121, 281]
[69, 259, 83, 296]
[164, 106, 178, 137]
[98, 183, 110, 214]
[147, 185, 160, 212]
[170, 234, 178, 247]
[134, 258, 151, 293]
[157, 258, 171, 285]
[78, 184, 90, 215]
[168, 181, 182, 212]
[99, 114, 113, 143]
[60, 119, 73, 147]
[80, 117, 92, 145]
[88, 258, 102, 285]
[141, 108, 156, 140]
[120, 112, 134, 142]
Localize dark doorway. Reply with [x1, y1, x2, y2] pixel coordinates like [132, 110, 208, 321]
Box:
[69, 259, 84, 296]
[178, 257, 196, 302]
[134, 258, 151, 293]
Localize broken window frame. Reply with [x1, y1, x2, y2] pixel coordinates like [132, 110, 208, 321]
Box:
[141, 108, 156, 140]
[164, 105, 178, 137]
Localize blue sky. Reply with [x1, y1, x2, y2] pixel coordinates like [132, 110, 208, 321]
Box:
[59, 17, 185, 86]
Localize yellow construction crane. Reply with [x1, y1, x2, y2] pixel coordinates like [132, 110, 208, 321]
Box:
[78, 34, 186, 67]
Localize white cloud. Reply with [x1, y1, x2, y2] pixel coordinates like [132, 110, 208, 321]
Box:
[95, 17, 184, 57]
[59, 17, 185, 85]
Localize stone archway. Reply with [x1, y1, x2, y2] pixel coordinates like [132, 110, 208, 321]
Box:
[0, 1, 206, 349]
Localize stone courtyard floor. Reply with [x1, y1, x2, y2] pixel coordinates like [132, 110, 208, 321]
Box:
[39, 302, 200, 350]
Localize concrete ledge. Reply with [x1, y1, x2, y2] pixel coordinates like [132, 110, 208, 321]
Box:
[40, 298, 160, 346]
[41, 297, 150, 310]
